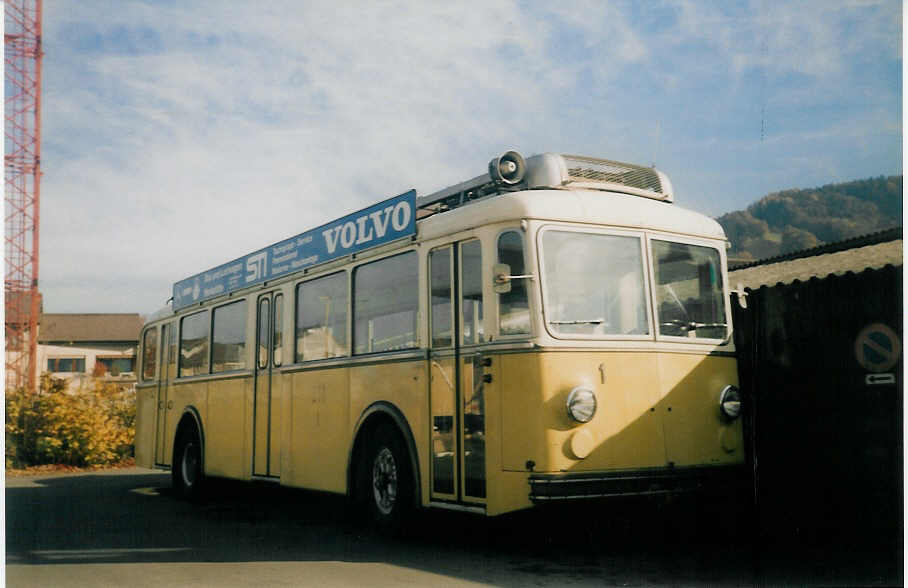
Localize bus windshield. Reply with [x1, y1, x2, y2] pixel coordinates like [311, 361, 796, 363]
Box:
[541, 230, 649, 337]
[541, 230, 728, 340]
[652, 240, 727, 339]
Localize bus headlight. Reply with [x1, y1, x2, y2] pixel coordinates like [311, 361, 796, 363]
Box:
[719, 385, 742, 420]
[566, 387, 597, 423]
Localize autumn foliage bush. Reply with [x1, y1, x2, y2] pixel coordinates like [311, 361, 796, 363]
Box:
[6, 374, 136, 468]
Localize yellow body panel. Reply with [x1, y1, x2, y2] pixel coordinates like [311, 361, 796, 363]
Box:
[487, 471, 534, 516]
[253, 373, 271, 476]
[501, 351, 669, 472]
[134, 384, 157, 469]
[658, 353, 742, 466]
[287, 367, 350, 493]
[490, 349, 743, 514]
[269, 372, 283, 477]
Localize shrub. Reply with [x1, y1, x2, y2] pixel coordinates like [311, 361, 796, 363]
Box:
[6, 374, 136, 468]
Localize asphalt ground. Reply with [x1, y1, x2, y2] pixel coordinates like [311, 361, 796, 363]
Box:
[5, 468, 901, 586]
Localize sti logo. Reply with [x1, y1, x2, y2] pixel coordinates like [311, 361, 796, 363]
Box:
[246, 252, 268, 283]
[322, 199, 412, 255]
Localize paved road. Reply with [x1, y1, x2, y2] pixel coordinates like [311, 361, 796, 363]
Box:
[5, 468, 900, 586]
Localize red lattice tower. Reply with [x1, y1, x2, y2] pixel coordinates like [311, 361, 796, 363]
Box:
[5, 0, 42, 391]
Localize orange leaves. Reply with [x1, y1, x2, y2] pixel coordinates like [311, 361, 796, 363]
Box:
[6, 375, 136, 468]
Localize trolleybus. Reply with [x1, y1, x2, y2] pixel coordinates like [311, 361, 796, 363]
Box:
[135, 150, 745, 525]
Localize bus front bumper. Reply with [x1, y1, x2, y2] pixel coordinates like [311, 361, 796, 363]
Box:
[528, 465, 749, 502]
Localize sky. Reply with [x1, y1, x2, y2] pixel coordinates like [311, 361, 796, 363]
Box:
[36, 0, 902, 314]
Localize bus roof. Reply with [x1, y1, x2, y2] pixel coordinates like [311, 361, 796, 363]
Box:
[418, 187, 726, 243]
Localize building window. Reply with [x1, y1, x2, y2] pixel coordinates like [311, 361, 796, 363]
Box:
[96, 357, 135, 376]
[48, 357, 86, 373]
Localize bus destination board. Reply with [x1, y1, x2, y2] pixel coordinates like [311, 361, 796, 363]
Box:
[172, 189, 416, 311]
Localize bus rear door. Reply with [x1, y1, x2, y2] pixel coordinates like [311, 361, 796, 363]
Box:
[254, 292, 283, 478]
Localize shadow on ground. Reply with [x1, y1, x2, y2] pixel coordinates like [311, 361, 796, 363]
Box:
[6, 469, 901, 586]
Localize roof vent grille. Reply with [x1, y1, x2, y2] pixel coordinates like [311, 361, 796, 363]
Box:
[563, 155, 663, 194]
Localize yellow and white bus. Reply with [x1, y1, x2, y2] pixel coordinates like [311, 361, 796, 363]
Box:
[135, 150, 745, 525]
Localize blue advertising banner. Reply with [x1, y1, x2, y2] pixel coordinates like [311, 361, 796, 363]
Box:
[172, 190, 416, 311]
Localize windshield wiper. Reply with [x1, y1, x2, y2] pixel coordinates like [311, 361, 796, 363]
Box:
[661, 320, 727, 332]
[664, 285, 690, 320]
[549, 318, 606, 325]
[689, 321, 726, 330]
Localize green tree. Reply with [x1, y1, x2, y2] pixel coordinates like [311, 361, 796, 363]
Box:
[780, 226, 820, 254]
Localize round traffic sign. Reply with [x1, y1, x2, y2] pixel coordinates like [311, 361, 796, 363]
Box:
[854, 323, 901, 373]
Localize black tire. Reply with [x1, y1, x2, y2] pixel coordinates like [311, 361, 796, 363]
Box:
[357, 424, 414, 532]
[172, 425, 205, 502]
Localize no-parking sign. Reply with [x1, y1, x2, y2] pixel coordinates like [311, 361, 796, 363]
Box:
[854, 323, 901, 373]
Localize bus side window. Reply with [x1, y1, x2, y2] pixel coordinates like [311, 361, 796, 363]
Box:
[296, 272, 348, 361]
[211, 300, 247, 373]
[353, 251, 418, 354]
[429, 247, 453, 348]
[180, 311, 210, 377]
[258, 298, 270, 369]
[461, 239, 484, 344]
[168, 322, 178, 379]
[497, 231, 530, 336]
[273, 294, 284, 367]
[142, 328, 157, 381]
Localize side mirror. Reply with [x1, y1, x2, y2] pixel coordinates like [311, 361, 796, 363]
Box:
[493, 263, 535, 293]
[493, 263, 512, 294]
[730, 282, 748, 309]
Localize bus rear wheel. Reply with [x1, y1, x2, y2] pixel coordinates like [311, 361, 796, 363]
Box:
[359, 424, 413, 531]
[172, 426, 204, 501]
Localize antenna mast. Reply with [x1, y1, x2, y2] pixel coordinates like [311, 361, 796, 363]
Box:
[5, 0, 43, 391]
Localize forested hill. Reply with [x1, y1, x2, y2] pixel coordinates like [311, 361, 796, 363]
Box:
[716, 175, 902, 262]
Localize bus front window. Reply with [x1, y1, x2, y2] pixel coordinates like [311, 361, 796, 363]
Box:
[541, 230, 649, 337]
[652, 240, 727, 339]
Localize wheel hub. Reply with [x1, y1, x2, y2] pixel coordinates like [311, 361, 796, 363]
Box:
[372, 447, 398, 515]
[181, 441, 198, 487]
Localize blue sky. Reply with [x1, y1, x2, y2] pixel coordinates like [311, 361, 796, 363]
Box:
[37, 0, 901, 313]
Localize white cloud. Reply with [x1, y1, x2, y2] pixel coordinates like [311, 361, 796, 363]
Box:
[669, 0, 901, 79]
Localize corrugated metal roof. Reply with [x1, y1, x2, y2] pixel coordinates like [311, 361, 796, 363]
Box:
[729, 227, 902, 270]
[729, 239, 903, 290]
[38, 313, 144, 343]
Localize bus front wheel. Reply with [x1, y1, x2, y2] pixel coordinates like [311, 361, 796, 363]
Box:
[359, 424, 413, 531]
[172, 426, 204, 501]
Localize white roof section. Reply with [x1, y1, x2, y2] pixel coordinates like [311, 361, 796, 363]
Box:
[418, 188, 726, 242]
[145, 306, 173, 324]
